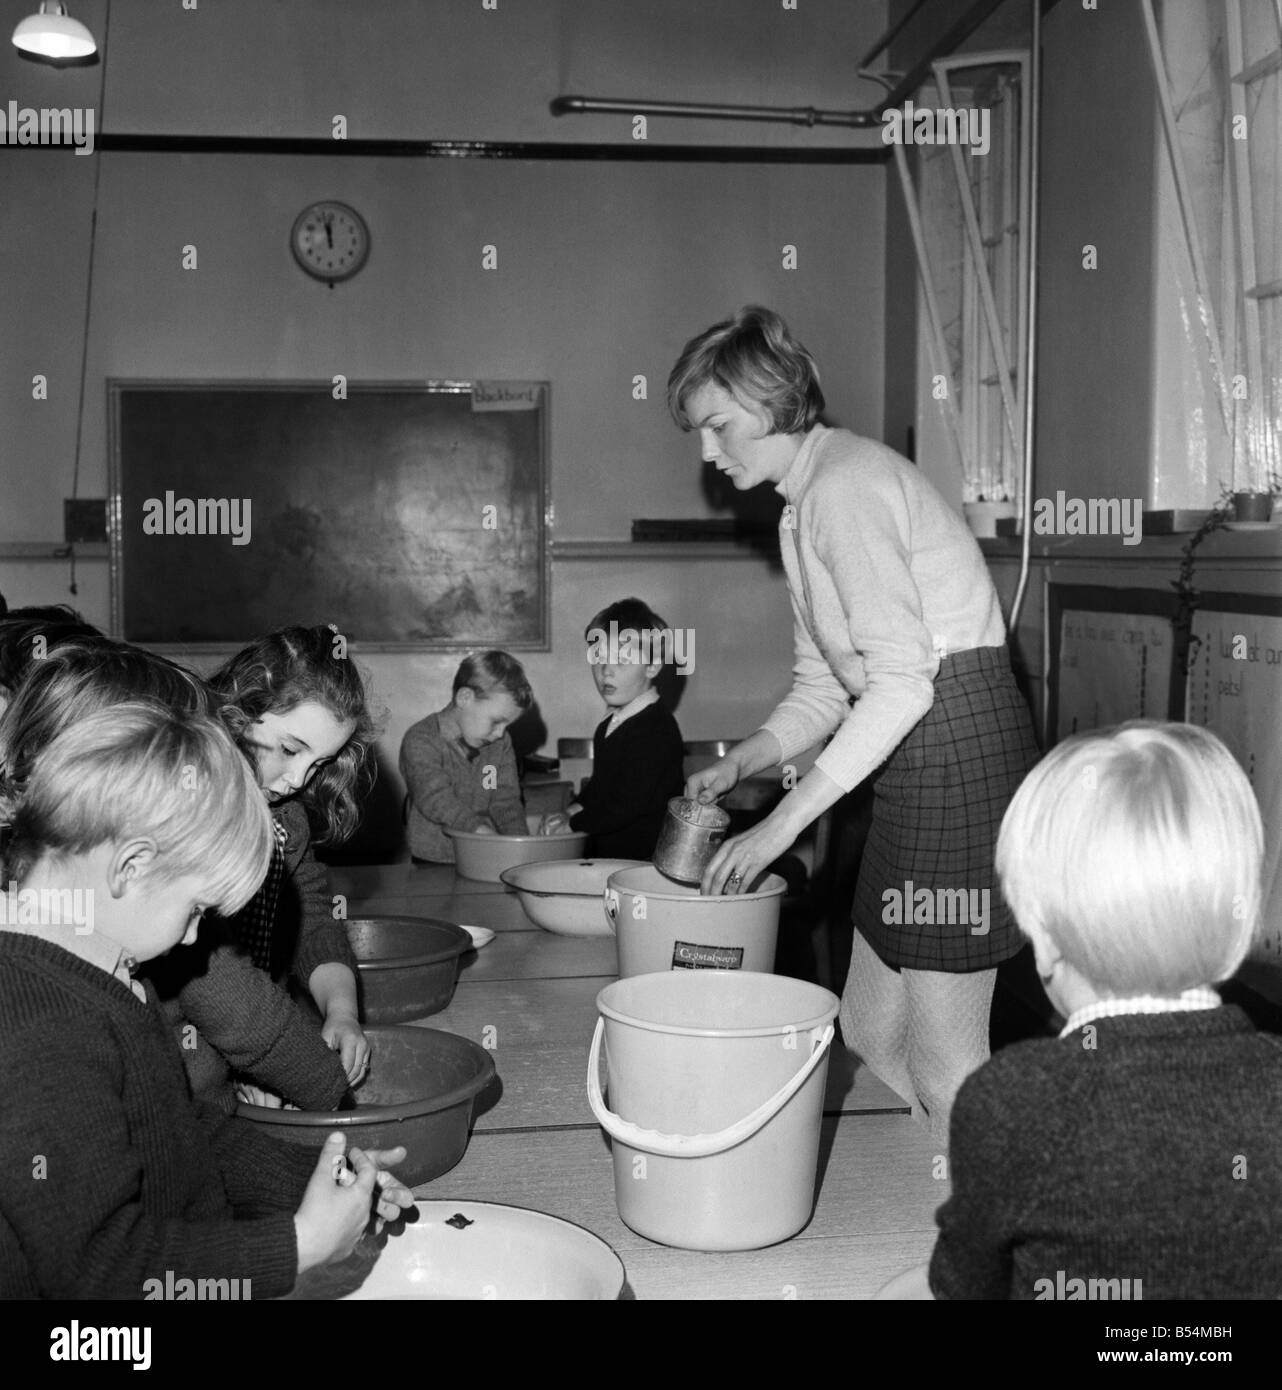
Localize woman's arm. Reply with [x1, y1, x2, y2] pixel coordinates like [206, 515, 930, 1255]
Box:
[701, 762, 846, 895]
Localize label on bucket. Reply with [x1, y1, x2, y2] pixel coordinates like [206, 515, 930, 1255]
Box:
[671, 940, 744, 970]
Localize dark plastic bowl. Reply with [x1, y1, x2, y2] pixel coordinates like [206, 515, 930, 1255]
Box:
[237, 1025, 496, 1187]
[347, 916, 472, 1024]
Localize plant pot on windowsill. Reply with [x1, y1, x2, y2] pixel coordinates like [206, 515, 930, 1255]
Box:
[962, 499, 1017, 538]
[1230, 491, 1274, 523]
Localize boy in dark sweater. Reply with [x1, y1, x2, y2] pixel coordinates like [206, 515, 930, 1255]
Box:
[547, 598, 684, 860]
[0, 703, 411, 1298]
[879, 720, 1281, 1300]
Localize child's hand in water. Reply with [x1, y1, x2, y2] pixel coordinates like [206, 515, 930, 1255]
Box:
[294, 1133, 413, 1273]
[470, 814, 498, 836]
[539, 812, 570, 836]
[323, 1014, 371, 1084]
[236, 1083, 285, 1109]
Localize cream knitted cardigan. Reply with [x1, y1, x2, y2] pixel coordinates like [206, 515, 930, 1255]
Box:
[760, 426, 1006, 793]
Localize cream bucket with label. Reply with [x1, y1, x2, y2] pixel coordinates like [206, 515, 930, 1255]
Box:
[603, 863, 784, 979]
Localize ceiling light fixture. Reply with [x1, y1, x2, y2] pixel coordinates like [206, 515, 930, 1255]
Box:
[12, 2, 97, 62]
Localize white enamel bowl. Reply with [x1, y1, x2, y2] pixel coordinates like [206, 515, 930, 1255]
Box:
[500, 858, 647, 935]
[291, 1200, 626, 1300]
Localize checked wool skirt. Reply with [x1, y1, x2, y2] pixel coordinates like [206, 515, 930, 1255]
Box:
[851, 645, 1040, 972]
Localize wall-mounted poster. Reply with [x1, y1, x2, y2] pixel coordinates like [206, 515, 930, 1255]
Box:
[108, 380, 550, 648]
[1047, 584, 1183, 740]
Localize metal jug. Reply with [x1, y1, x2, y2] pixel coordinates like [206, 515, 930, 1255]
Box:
[652, 797, 731, 885]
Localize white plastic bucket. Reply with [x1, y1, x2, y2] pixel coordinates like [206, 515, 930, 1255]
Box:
[587, 971, 839, 1251]
[603, 864, 784, 978]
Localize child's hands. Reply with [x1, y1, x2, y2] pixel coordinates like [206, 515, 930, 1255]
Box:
[539, 812, 570, 836]
[322, 1013, 370, 1085]
[236, 1082, 284, 1109]
[470, 814, 498, 836]
[294, 1134, 412, 1274]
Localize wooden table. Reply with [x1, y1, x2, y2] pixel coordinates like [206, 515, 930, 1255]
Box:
[334, 862, 944, 1299]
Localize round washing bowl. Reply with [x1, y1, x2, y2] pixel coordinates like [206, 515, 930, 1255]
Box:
[236, 1025, 495, 1187]
[500, 859, 647, 936]
[446, 827, 588, 883]
[289, 1200, 626, 1301]
[347, 916, 472, 1024]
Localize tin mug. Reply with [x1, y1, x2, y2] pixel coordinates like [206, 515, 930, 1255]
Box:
[652, 796, 731, 885]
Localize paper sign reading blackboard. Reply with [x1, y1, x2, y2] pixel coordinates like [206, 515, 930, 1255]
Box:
[1186, 605, 1282, 964]
[471, 381, 543, 411]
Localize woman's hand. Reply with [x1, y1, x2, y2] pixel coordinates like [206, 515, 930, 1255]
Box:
[685, 757, 740, 805]
[700, 810, 798, 896]
[539, 811, 570, 836]
[293, 1134, 413, 1274]
[323, 1012, 370, 1085]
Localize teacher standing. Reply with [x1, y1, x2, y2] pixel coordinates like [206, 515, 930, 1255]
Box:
[669, 306, 1040, 1142]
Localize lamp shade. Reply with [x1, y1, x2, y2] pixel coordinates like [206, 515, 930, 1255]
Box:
[12, 3, 97, 60]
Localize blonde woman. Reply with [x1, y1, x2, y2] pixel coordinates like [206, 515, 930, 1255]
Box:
[669, 305, 1039, 1141]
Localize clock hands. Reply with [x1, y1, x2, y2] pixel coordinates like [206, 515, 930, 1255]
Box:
[324, 213, 333, 249]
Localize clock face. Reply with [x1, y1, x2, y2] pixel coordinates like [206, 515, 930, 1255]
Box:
[291, 201, 370, 282]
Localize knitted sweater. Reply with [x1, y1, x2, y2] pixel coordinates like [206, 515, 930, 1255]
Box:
[399, 712, 527, 862]
[0, 933, 316, 1299]
[930, 1007, 1282, 1299]
[761, 426, 1006, 793]
[148, 797, 355, 1111]
[145, 934, 350, 1113]
[569, 702, 684, 859]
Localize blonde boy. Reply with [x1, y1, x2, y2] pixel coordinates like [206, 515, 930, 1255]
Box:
[884, 720, 1280, 1299]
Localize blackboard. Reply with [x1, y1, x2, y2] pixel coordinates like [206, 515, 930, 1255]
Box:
[107, 381, 549, 647]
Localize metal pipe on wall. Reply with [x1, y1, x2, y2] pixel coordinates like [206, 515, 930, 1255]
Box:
[1007, 0, 1040, 642]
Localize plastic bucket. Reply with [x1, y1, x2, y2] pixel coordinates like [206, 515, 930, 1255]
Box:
[604, 864, 784, 978]
[587, 971, 839, 1251]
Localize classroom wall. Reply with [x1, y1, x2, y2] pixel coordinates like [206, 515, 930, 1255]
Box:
[0, 0, 891, 860]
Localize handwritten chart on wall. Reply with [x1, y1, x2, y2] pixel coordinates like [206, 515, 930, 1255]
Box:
[1185, 595, 1282, 964]
[1047, 585, 1183, 739]
[108, 381, 549, 647]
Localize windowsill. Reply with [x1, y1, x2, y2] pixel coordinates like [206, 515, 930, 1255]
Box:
[977, 529, 1282, 562]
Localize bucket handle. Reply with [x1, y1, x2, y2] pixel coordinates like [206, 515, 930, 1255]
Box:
[602, 887, 619, 936]
[585, 1015, 835, 1158]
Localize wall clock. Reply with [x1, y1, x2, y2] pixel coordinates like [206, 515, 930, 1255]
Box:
[290, 201, 370, 283]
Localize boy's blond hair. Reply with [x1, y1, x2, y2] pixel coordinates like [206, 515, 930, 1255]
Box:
[3, 703, 271, 915]
[996, 720, 1262, 993]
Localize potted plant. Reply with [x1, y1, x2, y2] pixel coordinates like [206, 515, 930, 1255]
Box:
[1229, 466, 1280, 523]
[962, 487, 1018, 539]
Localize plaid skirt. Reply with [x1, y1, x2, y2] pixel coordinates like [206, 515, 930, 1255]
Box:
[851, 645, 1040, 972]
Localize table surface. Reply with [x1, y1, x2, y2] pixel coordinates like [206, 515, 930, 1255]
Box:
[338, 860, 942, 1299]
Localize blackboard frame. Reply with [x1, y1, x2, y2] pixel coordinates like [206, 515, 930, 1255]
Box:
[106, 379, 551, 652]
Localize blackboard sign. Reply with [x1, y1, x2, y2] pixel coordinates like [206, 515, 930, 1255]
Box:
[107, 380, 550, 647]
